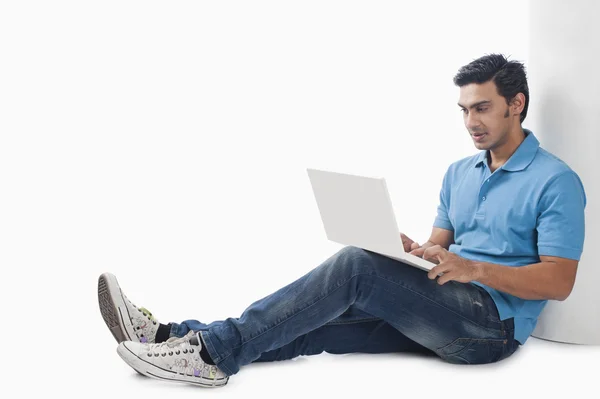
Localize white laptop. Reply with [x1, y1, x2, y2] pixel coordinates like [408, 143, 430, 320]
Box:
[306, 168, 437, 272]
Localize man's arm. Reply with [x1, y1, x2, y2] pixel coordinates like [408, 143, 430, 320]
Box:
[423, 246, 579, 301]
[474, 170, 583, 302]
[474, 255, 578, 301]
[423, 165, 584, 302]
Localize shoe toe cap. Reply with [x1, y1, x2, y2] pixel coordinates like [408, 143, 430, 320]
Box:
[118, 341, 147, 360]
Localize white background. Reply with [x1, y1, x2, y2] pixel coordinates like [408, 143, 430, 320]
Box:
[0, 1, 597, 398]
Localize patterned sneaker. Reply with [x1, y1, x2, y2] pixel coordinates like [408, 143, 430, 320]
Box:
[117, 331, 229, 388]
[98, 272, 159, 344]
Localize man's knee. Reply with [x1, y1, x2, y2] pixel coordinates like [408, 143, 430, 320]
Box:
[335, 245, 373, 266]
[337, 245, 369, 258]
[321, 246, 380, 281]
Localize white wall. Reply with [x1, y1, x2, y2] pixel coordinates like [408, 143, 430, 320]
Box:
[528, 0, 600, 344]
[1, 1, 530, 321]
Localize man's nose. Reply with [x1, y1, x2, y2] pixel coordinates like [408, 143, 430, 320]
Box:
[465, 112, 480, 130]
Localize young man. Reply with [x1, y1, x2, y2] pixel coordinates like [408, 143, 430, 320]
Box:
[99, 53, 586, 388]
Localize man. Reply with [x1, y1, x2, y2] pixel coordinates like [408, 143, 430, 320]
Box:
[99, 53, 586, 388]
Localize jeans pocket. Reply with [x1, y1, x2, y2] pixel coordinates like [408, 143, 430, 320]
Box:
[436, 337, 508, 365]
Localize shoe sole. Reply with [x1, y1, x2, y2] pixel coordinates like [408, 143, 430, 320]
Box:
[98, 273, 137, 343]
[117, 343, 228, 388]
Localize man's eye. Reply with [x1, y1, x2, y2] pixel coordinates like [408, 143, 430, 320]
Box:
[477, 108, 487, 112]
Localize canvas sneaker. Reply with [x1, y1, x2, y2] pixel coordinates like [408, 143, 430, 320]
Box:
[117, 330, 229, 388]
[98, 272, 159, 344]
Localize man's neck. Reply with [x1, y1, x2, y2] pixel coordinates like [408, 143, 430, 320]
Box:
[488, 126, 526, 171]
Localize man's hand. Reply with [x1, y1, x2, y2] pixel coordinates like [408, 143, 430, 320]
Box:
[423, 245, 482, 285]
[400, 233, 420, 253]
[408, 241, 436, 257]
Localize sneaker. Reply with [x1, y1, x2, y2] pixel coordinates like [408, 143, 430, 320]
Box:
[98, 272, 159, 344]
[117, 330, 229, 388]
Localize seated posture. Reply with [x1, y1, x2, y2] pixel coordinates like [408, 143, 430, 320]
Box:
[99, 53, 586, 388]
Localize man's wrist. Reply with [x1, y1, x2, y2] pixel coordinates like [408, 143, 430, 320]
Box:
[472, 260, 488, 281]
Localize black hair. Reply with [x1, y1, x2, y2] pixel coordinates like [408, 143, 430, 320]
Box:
[453, 54, 529, 123]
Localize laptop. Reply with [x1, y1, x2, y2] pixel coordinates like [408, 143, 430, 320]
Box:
[306, 167, 437, 272]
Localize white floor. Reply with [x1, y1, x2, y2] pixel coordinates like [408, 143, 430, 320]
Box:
[20, 256, 595, 398]
[83, 333, 598, 399]
[11, 245, 598, 398]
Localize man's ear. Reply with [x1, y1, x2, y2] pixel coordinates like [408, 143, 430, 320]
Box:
[510, 93, 526, 114]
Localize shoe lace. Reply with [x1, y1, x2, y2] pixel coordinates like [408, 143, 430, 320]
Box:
[137, 307, 157, 323]
[149, 331, 218, 378]
[149, 330, 196, 358]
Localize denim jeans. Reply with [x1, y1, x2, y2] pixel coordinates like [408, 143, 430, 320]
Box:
[169, 246, 520, 375]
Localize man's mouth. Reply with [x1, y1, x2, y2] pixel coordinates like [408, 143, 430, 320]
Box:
[472, 132, 487, 142]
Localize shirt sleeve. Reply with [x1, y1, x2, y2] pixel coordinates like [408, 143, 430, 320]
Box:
[433, 167, 454, 231]
[536, 171, 587, 260]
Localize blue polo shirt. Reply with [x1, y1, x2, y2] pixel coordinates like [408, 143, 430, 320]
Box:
[433, 129, 586, 344]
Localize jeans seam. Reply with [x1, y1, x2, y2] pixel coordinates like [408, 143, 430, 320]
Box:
[325, 317, 380, 326]
[438, 336, 506, 352]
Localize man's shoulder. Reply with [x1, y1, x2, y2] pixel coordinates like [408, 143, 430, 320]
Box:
[534, 147, 571, 172]
[533, 147, 575, 176]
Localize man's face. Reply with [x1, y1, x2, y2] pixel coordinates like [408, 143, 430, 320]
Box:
[458, 80, 512, 152]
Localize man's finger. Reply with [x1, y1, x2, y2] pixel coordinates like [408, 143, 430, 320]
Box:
[410, 247, 425, 257]
[428, 263, 453, 280]
[423, 245, 447, 263]
[437, 271, 459, 285]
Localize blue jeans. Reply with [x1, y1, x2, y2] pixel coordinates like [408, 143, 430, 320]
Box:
[169, 246, 520, 375]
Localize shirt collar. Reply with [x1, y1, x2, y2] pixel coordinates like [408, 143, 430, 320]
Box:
[474, 129, 540, 172]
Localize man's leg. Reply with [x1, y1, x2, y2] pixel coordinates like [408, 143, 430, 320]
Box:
[166, 246, 519, 376]
[169, 307, 436, 362]
[256, 311, 438, 362]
